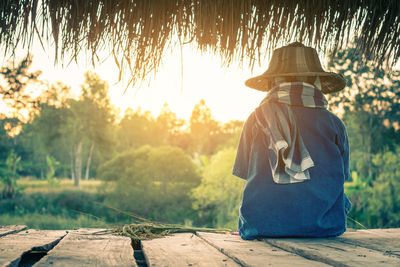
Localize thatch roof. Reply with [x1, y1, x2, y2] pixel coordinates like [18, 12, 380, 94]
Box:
[1, 0, 399, 86]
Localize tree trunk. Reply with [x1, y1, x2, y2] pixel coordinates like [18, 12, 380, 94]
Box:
[367, 115, 373, 180]
[85, 142, 95, 180]
[12, 156, 20, 173]
[74, 140, 83, 187]
[70, 148, 75, 180]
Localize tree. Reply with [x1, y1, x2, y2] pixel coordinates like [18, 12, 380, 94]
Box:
[26, 104, 71, 178]
[328, 47, 400, 182]
[156, 103, 190, 150]
[40, 82, 73, 108]
[0, 56, 42, 123]
[16, 83, 74, 179]
[328, 46, 400, 229]
[0, 57, 43, 181]
[0, 115, 15, 162]
[67, 71, 115, 186]
[346, 147, 400, 228]
[0, 150, 21, 198]
[192, 148, 245, 229]
[189, 99, 220, 155]
[117, 108, 163, 151]
[367, 148, 400, 227]
[98, 145, 201, 223]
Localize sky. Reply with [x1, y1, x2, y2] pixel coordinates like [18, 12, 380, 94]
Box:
[2, 35, 346, 123]
[1, 39, 273, 122]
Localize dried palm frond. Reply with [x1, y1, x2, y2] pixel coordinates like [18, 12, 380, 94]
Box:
[113, 222, 230, 246]
[1, 1, 399, 88]
[97, 202, 231, 245]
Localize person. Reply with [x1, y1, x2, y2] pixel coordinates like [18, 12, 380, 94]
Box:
[233, 42, 351, 240]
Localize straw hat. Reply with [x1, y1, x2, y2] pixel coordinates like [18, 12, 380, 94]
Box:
[245, 42, 346, 94]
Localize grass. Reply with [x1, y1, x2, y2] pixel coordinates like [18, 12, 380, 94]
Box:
[17, 178, 112, 193]
[0, 213, 108, 230]
[0, 178, 125, 230]
[3, 177, 235, 233]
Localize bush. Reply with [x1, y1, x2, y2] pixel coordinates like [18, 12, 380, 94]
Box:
[98, 145, 201, 224]
[0, 190, 131, 224]
[192, 148, 245, 229]
[345, 147, 400, 228]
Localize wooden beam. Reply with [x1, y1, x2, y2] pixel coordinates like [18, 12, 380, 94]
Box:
[0, 229, 66, 267]
[265, 236, 400, 267]
[142, 233, 239, 266]
[35, 228, 136, 267]
[338, 229, 400, 257]
[0, 225, 27, 238]
[198, 232, 329, 267]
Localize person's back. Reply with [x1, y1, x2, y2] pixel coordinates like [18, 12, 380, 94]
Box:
[234, 42, 351, 240]
[234, 106, 351, 239]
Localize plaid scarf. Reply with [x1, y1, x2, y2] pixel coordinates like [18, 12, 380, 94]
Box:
[254, 82, 327, 184]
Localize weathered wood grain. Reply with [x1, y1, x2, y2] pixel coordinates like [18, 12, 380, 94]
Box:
[266, 236, 400, 267]
[0, 225, 27, 238]
[0, 229, 66, 267]
[197, 232, 329, 267]
[142, 233, 239, 267]
[338, 229, 400, 257]
[34, 228, 136, 267]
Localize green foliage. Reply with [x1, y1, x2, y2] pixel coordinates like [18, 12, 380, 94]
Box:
[189, 99, 219, 155]
[329, 47, 400, 180]
[345, 147, 400, 228]
[16, 101, 71, 178]
[97, 146, 152, 182]
[46, 155, 59, 186]
[0, 187, 132, 223]
[192, 148, 245, 229]
[0, 151, 21, 198]
[0, 185, 110, 229]
[67, 72, 116, 185]
[117, 109, 165, 151]
[0, 213, 105, 230]
[188, 100, 244, 156]
[368, 150, 400, 228]
[328, 46, 400, 229]
[368, 149, 400, 227]
[0, 117, 15, 161]
[98, 146, 201, 224]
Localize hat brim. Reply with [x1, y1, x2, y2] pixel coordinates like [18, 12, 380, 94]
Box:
[245, 72, 346, 94]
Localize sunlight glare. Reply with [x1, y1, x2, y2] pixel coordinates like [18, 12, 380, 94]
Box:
[2, 39, 267, 122]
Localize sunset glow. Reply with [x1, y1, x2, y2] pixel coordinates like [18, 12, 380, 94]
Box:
[3, 41, 268, 122]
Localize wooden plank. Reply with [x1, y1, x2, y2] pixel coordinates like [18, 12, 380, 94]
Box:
[197, 232, 329, 267]
[354, 228, 400, 236]
[0, 229, 66, 267]
[0, 225, 27, 238]
[142, 233, 240, 267]
[265, 236, 400, 267]
[34, 228, 136, 267]
[338, 229, 400, 256]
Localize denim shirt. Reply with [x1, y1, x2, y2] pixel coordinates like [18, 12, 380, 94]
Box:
[233, 104, 351, 239]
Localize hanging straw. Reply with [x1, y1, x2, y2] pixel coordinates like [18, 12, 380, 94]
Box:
[1, 0, 399, 88]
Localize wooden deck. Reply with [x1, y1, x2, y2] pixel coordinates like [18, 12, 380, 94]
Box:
[1, 226, 400, 266]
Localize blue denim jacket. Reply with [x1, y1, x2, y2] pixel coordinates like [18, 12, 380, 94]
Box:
[233, 105, 351, 239]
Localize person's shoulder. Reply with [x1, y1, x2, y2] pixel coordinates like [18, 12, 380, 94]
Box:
[240, 111, 256, 132]
[325, 110, 347, 132]
[244, 111, 256, 125]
